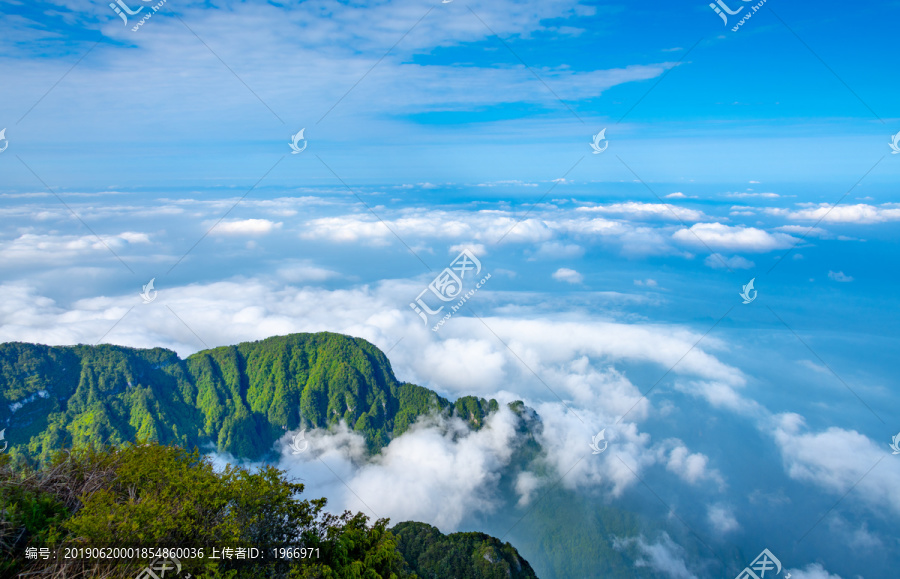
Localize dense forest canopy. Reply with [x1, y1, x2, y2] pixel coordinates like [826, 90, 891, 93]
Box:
[0, 443, 536, 578]
[0, 333, 502, 464]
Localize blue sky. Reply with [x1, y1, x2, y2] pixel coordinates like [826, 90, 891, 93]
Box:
[2, 1, 900, 578]
[2, 0, 899, 187]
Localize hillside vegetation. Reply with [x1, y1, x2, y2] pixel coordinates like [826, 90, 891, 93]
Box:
[0, 333, 500, 463]
[0, 443, 536, 578]
[391, 521, 538, 579]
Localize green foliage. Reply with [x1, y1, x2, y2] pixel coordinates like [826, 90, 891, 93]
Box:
[0, 443, 424, 578]
[0, 334, 543, 577]
[0, 454, 69, 576]
[452, 396, 499, 430]
[291, 513, 411, 579]
[392, 383, 447, 436]
[391, 521, 537, 579]
[62, 444, 310, 551]
[0, 333, 506, 464]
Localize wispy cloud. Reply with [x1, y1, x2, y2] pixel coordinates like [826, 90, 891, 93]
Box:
[827, 270, 853, 282]
[723, 192, 780, 199]
[704, 253, 754, 270]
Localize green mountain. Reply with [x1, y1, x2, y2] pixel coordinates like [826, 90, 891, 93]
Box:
[391, 521, 538, 579]
[0, 332, 679, 578]
[0, 333, 501, 463]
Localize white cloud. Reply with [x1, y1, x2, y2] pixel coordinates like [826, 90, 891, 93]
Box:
[530, 241, 584, 260]
[275, 261, 340, 282]
[239, 204, 698, 260]
[656, 439, 724, 488]
[0, 232, 151, 264]
[772, 413, 900, 516]
[449, 243, 486, 257]
[418, 339, 507, 393]
[774, 225, 832, 239]
[673, 223, 798, 252]
[514, 471, 541, 507]
[671, 380, 761, 415]
[785, 563, 843, 579]
[797, 359, 830, 375]
[211, 219, 282, 235]
[634, 278, 658, 287]
[300, 216, 396, 245]
[723, 192, 780, 198]
[704, 253, 755, 270]
[827, 271, 853, 282]
[613, 533, 698, 579]
[4, 0, 678, 147]
[476, 180, 538, 188]
[826, 517, 884, 551]
[577, 202, 706, 222]
[707, 504, 739, 534]
[765, 203, 900, 224]
[552, 267, 583, 284]
[0, 279, 747, 395]
[0, 275, 758, 523]
[275, 408, 523, 530]
[300, 211, 554, 246]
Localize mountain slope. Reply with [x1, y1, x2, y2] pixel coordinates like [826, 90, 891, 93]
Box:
[391, 521, 538, 579]
[0, 333, 499, 462]
[1, 442, 414, 578]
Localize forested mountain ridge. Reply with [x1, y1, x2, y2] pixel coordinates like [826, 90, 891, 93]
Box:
[0, 333, 709, 578]
[391, 521, 538, 579]
[0, 333, 506, 463]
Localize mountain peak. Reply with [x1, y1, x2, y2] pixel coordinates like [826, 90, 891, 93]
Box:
[0, 332, 511, 462]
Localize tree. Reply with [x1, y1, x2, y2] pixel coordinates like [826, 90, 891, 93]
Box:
[1, 443, 416, 579]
